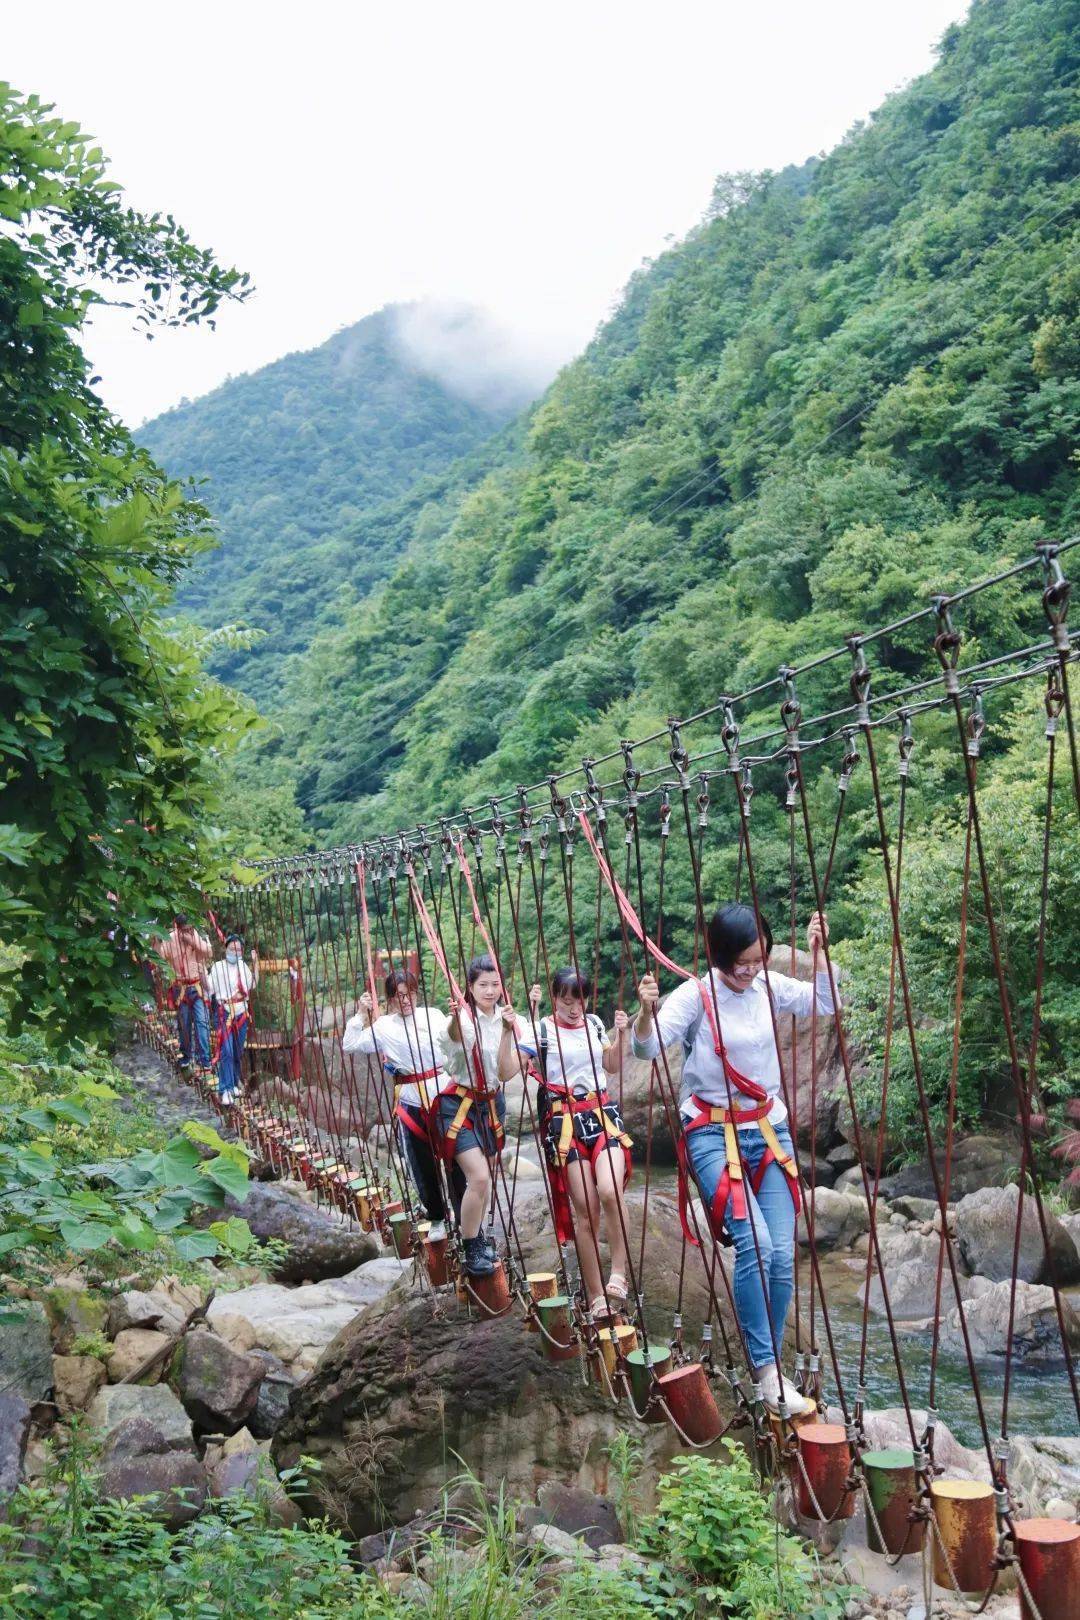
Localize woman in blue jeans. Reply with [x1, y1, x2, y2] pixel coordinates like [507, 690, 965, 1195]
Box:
[633, 903, 837, 1416]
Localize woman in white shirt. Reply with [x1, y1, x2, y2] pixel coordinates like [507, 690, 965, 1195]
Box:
[531, 966, 634, 1321]
[437, 954, 535, 1279]
[634, 902, 838, 1418]
[208, 934, 258, 1105]
[342, 969, 465, 1254]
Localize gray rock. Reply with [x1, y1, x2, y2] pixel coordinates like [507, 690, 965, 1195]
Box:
[204, 1257, 410, 1373]
[0, 1394, 31, 1495]
[954, 1184, 1080, 1286]
[247, 1351, 297, 1440]
[170, 1331, 265, 1433]
[528, 1523, 593, 1559]
[827, 1143, 859, 1173]
[107, 1328, 172, 1384]
[889, 1196, 942, 1223]
[207, 1448, 301, 1526]
[799, 1152, 838, 1188]
[1006, 1435, 1080, 1516]
[0, 1300, 53, 1402]
[86, 1381, 195, 1452]
[99, 1418, 207, 1529]
[108, 1289, 186, 1338]
[864, 1257, 977, 1321]
[203, 1181, 380, 1283]
[877, 1135, 1018, 1203]
[798, 1188, 871, 1249]
[523, 1481, 623, 1551]
[938, 1278, 1080, 1361]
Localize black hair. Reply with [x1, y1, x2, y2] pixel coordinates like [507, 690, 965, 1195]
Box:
[385, 968, 418, 1001]
[173, 913, 189, 928]
[225, 933, 243, 948]
[550, 965, 592, 1002]
[706, 903, 772, 972]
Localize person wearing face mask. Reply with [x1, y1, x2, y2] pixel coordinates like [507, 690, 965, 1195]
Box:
[633, 903, 836, 1418]
[436, 954, 535, 1279]
[530, 966, 634, 1320]
[342, 969, 466, 1261]
[207, 934, 259, 1106]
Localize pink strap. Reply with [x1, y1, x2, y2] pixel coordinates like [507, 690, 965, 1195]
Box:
[576, 811, 690, 981]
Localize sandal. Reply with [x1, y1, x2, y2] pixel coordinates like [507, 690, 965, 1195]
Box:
[606, 1271, 629, 1302]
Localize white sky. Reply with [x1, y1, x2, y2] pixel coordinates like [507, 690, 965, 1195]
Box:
[7, 0, 970, 428]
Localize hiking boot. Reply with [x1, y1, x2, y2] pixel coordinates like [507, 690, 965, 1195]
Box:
[462, 1235, 496, 1277]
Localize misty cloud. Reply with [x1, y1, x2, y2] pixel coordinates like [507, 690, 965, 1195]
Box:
[389, 300, 564, 414]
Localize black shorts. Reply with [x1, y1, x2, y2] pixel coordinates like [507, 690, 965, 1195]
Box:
[537, 1087, 631, 1169]
[433, 1087, 506, 1158]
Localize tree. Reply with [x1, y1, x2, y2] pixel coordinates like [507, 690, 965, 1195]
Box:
[0, 83, 255, 1037]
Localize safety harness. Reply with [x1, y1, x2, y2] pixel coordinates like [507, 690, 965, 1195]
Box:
[536, 1014, 633, 1246]
[676, 982, 801, 1246]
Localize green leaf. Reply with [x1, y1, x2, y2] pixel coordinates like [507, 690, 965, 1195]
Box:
[199, 1155, 251, 1200]
[59, 1219, 113, 1251]
[172, 1231, 219, 1261]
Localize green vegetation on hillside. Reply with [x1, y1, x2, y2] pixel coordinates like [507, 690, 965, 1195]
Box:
[141, 310, 522, 705]
[255, 0, 1079, 1143]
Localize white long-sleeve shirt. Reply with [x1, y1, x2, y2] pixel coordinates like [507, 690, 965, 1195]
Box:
[342, 1006, 450, 1109]
[631, 968, 838, 1127]
[538, 1014, 611, 1099]
[437, 1005, 535, 1089]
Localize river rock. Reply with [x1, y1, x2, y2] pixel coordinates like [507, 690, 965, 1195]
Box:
[0, 1394, 31, 1495]
[864, 1257, 978, 1321]
[52, 1353, 107, 1415]
[107, 1278, 206, 1338]
[937, 1278, 1080, 1361]
[99, 1417, 207, 1528]
[170, 1330, 265, 1433]
[0, 1300, 53, 1402]
[273, 1290, 692, 1538]
[107, 1327, 172, 1384]
[1006, 1435, 1080, 1516]
[247, 1350, 298, 1439]
[206, 1444, 301, 1526]
[877, 1134, 1017, 1203]
[889, 1196, 942, 1223]
[204, 1255, 409, 1373]
[862, 1408, 987, 1480]
[954, 1184, 1080, 1286]
[798, 1188, 870, 1250]
[204, 1180, 380, 1283]
[210, 1312, 258, 1354]
[87, 1381, 195, 1451]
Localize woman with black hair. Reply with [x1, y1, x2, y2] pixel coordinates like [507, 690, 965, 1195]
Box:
[342, 969, 467, 1262]
[634, 903, 837, 1417]
[531, 966, 634, 1319]
[436, 955, 535, 1276]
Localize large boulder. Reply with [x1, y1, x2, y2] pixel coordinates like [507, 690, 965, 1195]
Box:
[954, 1184, 1080, 1286]
[0, 1394, 31, 1496]
[86, 1382, 195, 1452]
[99, 1417, 207, 1529]
[204, 1256, 410, 1374]
[520, 1481, 623, 1550]
[247, 1350, 298, 1439]
[204, 1181, 380, 1283]
[877, 1134, 1019, 1203]
[797, 1188, 870, 1250]
[170, 1330, 266, 1433]
[273, 1291, 695, 1538]
[0, 1300, 53, 1402]
[1006, 1435, 1080, 1518]
[937, 1278, 1080, 1361]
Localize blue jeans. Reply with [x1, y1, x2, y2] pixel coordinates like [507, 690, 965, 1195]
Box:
[685, 1119, 797, 1371]
[217, 1017, 248, 1096]
[177, 992, 210, 1067]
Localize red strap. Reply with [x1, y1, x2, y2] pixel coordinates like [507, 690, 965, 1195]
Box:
[397, 1065, 440, 1084]
[395, 1101, 431, 1143]
[752, 1147, 802, 1216]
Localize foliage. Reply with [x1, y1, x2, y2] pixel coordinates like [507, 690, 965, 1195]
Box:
[0, 1021, 253, 1274]
[638, 1449, 853, 1619]
[140, 310, 524, 707]
[0, 82, 261, 1039]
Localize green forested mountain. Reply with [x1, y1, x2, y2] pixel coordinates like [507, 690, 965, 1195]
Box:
[140, 305, 522, 703]
[272, 0, 1078, 843]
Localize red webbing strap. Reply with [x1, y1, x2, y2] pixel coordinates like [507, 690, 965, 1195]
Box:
[576, 808, 767, 1103]
[395, 1101, 429, 1143]
[205, 907, 226, 944]
[354, 859, 382, 1008]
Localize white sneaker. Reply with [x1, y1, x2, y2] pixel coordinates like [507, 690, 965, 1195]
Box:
[427, 1221, 446, 1242]
[758, 1363, 814, 1417]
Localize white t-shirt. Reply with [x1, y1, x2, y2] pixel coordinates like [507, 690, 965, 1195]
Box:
[342, 1006, 450, 1109]
[631, 968, 838, 1127]
[437, 1004, 535, 1089]
[208, 957, 254, 1005]
[537, 1014, 610, 1099]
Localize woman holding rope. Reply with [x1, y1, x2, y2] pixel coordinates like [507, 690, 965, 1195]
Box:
[342, 968, 467, 1262]
[634, 903, 836, 1418]
[436, 954, 535, 1278]
[531, 966, 634, 1320]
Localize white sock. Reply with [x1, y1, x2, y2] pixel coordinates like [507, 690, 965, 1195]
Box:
[428, 1220, 446, 1241]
